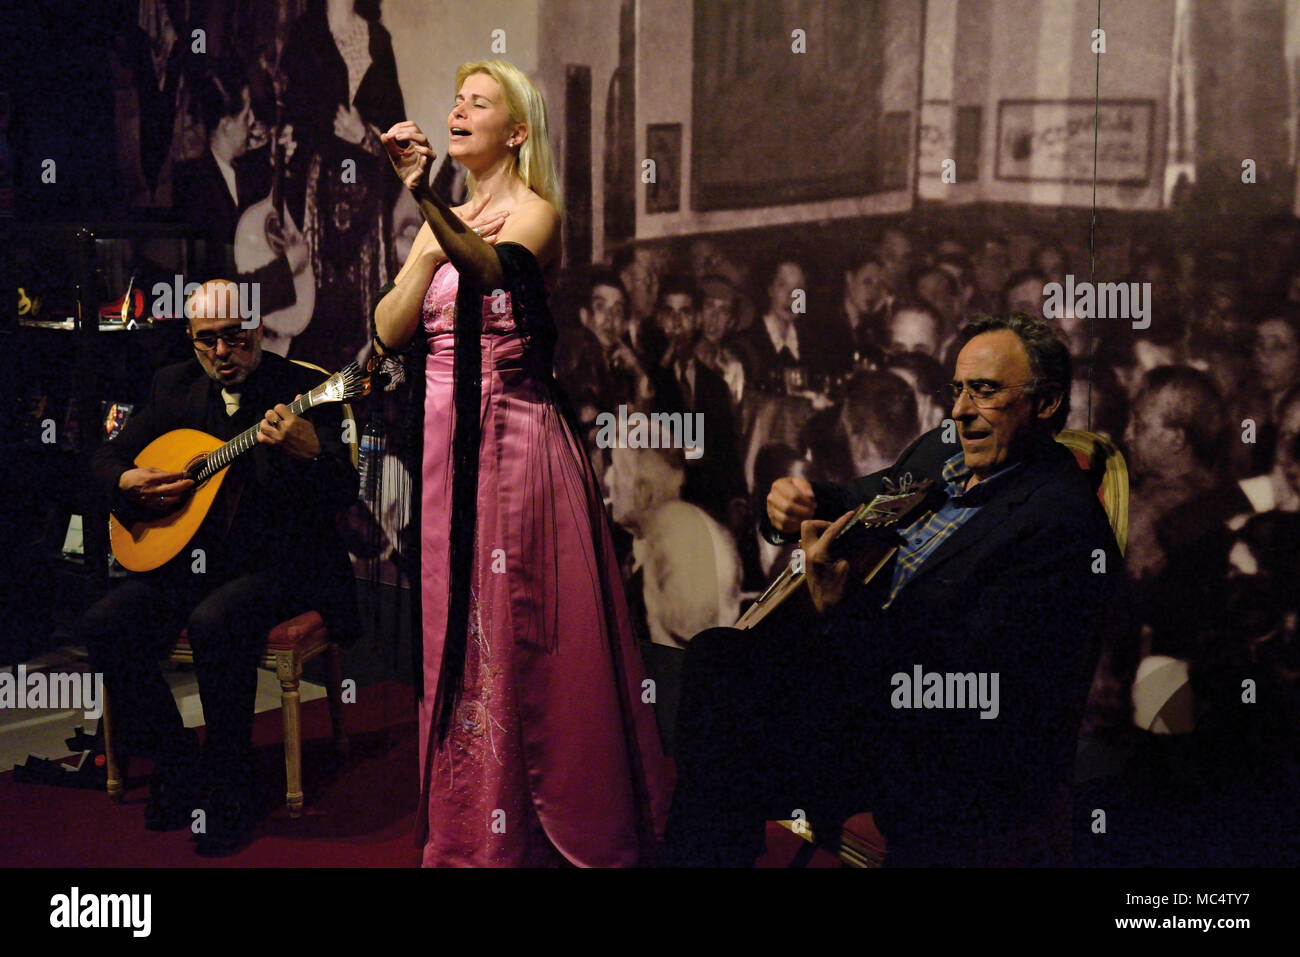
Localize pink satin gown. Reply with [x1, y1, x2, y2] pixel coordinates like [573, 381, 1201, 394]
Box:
[417, 260, 671, 866]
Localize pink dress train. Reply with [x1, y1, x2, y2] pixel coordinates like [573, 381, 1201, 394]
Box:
[417, 260, 671, 866]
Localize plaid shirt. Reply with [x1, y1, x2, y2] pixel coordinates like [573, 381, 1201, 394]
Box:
[884, 451, 1022, 608]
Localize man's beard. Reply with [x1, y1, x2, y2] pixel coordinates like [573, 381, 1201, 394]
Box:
[203, 341, 262, 386]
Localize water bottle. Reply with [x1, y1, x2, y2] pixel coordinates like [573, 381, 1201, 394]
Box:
[358, 413, 386, 502]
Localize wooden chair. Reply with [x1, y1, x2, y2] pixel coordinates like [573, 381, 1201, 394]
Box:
[781, 429, 1131, 866]
[1053, 428, 1130, 555]
[101, 612, 349, 818]
[102, 360, 357, 818]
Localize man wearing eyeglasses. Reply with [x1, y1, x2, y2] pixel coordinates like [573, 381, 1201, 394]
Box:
[81, 282, 358, 856]
[664, 312, 1122, 867]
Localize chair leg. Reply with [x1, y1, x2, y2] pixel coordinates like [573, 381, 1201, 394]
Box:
[101, 688, 126, 803]
[280, 675, 303, 818]
[325, 643, 349, 761]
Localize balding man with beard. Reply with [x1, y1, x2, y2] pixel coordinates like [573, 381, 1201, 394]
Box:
[81, 281, 358, 856]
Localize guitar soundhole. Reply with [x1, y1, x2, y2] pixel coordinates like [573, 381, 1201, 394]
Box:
[263, 210, 281, 248]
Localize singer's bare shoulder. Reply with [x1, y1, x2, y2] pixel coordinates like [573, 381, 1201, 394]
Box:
[497, 195, 560, 265]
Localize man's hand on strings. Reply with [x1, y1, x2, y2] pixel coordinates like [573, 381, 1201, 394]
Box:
[257, 396, 322, 460]
[119, 467, 195, 514]
[801, 510, 856, 614]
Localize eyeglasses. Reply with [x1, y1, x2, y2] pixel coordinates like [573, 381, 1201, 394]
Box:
[190, 328, 253, 352]
[944, 379, 1037, 407]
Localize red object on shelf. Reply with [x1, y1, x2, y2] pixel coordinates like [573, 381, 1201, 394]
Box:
[98, 288, 146, 321]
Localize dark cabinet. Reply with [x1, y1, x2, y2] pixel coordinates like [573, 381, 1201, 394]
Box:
[4, 224, 197, 663]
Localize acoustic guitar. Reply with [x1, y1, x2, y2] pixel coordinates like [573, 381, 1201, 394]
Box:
[98, 273, 146, 323]
[738, 476, 941, 867]
[736, 477, 941, 630]
[108, 363, 369, 572]
[18, 287, 41, 317]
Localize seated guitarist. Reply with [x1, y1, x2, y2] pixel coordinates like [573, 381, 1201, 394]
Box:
[662, 313, 1123, 866]
[81, 281, 358, 856]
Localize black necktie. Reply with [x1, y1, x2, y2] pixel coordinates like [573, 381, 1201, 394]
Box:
[677, 361, 693, 408]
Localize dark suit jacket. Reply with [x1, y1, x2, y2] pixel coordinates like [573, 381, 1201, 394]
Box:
[814, 305, 887, 376]
[171, 148, 296, 314]
[1146, 480, 1253, 658]
[91, 352, 360, 638]
[631, 317, 669, 369]
[280, 6, 406, 228]
[734, 317, 804, 393]
[649, 356, 745, 521]
[739, 313, 866, 387]
[553, 324, 639, 412]
[770, 427, 1122, 850]
[172, 149, 268, 247]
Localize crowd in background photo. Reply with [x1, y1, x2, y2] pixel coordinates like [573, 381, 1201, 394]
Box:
[543, 212, 1300, 773]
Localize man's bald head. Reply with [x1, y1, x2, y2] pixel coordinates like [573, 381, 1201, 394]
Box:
[1128, 365, 1226, 476]
[187, 280, 263, 387]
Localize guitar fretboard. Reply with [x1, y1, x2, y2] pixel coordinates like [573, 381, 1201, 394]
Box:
[194, 394, 313, 482]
